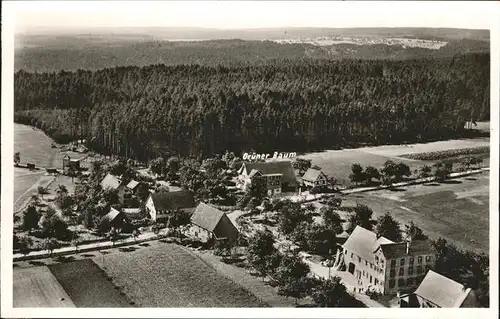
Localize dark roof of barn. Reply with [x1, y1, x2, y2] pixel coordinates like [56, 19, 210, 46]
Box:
[150, 190, 195, 212]
[190, 202, 226, 232]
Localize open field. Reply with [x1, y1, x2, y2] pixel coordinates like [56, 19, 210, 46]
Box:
[301, 137, 490, 186]
[92, 242, 265, 307]
[13, 266, 76, 307]
[48, 259, 134, 307]
[15, 124, 58, 168]
[346, 173, 489, 253]
[302, 149, 426, 186]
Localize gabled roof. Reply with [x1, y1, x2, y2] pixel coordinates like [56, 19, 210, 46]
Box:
[241, 161, 297, 185]
[415, 270, 473, 308]
[149, 190, 195, 212]
[248, 169, 262, 178]
[101, 207, 123, 223]
[379, 240, 437, 259]
[302, 168, 325, 182]
[342, 226, 394, 263]
[100, 173, 123, 190]
[190, 202, 227, 232]
[127, 180, 140, 190]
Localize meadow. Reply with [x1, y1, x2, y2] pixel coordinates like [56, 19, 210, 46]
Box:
[92, 242, 266, 307]
[347, 173, 490, 253]
[13, 266, 76, 307]
[48, 259, 134, 307]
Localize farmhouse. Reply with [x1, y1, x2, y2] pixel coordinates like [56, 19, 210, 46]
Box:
[237, 161, 298, 196]
[188, 203, 239, 243]
[301, 168, 328, 188]
[145, 190, 196, 222]
[101, 207, 125, 228]
[100, 173, 127, 203]
[342, 226, 437, 294]
[398, 270, 478, 308]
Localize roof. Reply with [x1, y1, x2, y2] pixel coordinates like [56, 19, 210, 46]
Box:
[102, 207, 123, 223]
[241, 161, 297, 185]
[342, 226, 394, 263]
[302, 168, 325, 182]
[127, 180, 140, 190]
[100, 173, 123, 190]
[415, 270, 473, 308]
[248, 169, 262, 178]
[149, 190, 195, 212]
[190, 202, 227, 232]
[379, 240, 437, 259]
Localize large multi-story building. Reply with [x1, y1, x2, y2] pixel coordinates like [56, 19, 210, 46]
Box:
[342, 226, 437, 294]
[237, 161, 298, 196]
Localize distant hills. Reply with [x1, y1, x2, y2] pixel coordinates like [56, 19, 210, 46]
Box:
[17, 26, 490, 41]
[14, 27, 490, 72]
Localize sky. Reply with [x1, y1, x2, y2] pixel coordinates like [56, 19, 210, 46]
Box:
[8, 1, 499, 32]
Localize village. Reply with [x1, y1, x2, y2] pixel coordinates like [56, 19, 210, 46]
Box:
[12, 135, 489, 308]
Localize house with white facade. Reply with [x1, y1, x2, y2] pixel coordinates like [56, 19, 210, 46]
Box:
[301, 168, 328, 188]
[237, 161, 298, 196]
[145, 190, 196, 222]
[342, 226, 437, 295]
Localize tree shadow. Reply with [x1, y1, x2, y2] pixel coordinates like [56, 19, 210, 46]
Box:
[465, 177, 477, 181]
[55, 255, 75, 263]
[29, 260, 45, 266]
[138, 242, 150, 247]
[296, 302, 317, 308]
[80, 253, 95, 258]
[100, 250, 111, 255]
[388, 187, 406, 192]
[442, 180, 463, 184]
[119, 246, 138, 253]
[13, 263, 19, 268]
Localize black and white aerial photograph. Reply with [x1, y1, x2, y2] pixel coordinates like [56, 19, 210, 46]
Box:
[1, 1, 498, 317]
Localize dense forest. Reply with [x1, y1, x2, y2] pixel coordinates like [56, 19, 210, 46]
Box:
[15, 38, 490, 73]
[14, 52, 489, 160]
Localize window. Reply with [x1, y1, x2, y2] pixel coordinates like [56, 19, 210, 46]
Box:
[351, 253, 353, 258]
[409, 257, 415, 265]
[418, 256, 423, 264]
[425, 255, 432, 262]
[370, 275, 372, 283]
[365, 260, 368, 266]
[400, 258, 405, 266]
[362, 270, 365, 276]
[375, 278, 379, 285]
[417, 265, 423, 274]
[370, 263, 373, 269]
[358, 256, 361, 263]
[390, 269, 396, 278]
[399, 267, 405, 276]
[391, 260, 396, 267]
[408, 267, 414, 275]
[381, 259, 385, 266]
[375, 256, 379, 263]
[389, 279, 395, 288]
[398, 278, 406, 287]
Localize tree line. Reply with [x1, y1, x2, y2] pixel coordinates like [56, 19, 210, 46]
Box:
[15, 53, 490, 160]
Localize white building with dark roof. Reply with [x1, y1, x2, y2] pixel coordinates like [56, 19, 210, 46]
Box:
[301, 168, 328, 188]
[145, 190, 195, 222]
[342, 225, 437, 294]
[237, 161, 298, 196]
[399, 270, 478, 308]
